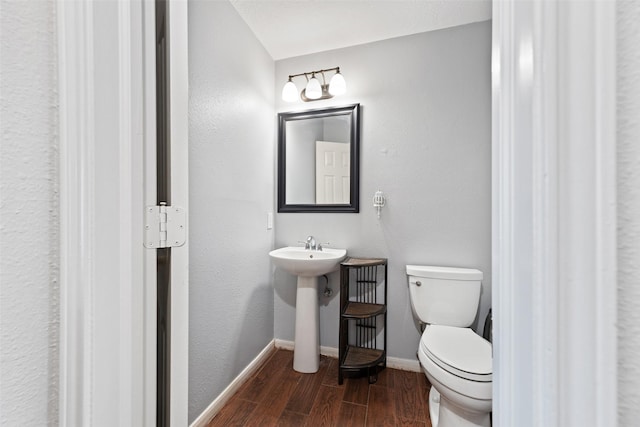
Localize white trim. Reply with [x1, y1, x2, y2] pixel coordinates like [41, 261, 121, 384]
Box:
[492, 1, 561, 424]
[591, 4, 618, 424]
[555, 2, 617, 425]
[386, 356, 421, 373]
[320, 345, 339, 359]
[142, 0, 158, 424]
[190, 341, 277, 427]
[531, 2, 560, 424]
[274, 338, 295, 352]
[491, 2, 517, 420]
[58, 1, 95, 425]
[492, 1, 617, 426]
[59, 2, 149, 425]
[117, 2, 145, 425]
[274, 340, 421, 372]
[167, 2, 190, 425]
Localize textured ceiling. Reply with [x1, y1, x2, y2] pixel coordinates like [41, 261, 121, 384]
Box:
[229, 0, 492, 60]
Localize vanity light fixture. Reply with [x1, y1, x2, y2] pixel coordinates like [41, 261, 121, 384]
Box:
[282, 67, 346, 102]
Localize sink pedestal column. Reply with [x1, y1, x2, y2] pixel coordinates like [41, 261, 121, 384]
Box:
[293, 276, 320, 373]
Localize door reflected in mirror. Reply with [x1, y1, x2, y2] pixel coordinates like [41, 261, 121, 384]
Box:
[278, 104, 360, 213]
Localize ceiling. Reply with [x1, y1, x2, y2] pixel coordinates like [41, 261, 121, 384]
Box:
[229, 0, 492, 60]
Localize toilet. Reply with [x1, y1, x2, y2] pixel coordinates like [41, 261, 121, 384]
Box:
[407, 265, 492, 427]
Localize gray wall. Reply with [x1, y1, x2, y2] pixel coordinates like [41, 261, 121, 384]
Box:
[273, 21, 492, 361]
[0, 1, 59, 425]
[188, 1, 275, 422]
[617, 1, 640, 424]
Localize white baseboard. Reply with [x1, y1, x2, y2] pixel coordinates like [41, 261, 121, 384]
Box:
[274, 339, 421, 372]
[274, 338, 294, 351]
[387, 356, 421, 372]
[320, 345, 339, 359]
[190, 340, 276, 427]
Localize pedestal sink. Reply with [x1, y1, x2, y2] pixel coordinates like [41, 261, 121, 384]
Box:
[269, 246, 347, 373]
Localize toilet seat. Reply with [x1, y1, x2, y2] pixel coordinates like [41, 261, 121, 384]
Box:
[421, 325, 492, 382]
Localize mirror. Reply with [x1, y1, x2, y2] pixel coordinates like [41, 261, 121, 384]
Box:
[277, 104, 360, 213]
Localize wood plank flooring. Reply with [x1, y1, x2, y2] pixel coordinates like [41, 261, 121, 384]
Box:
[207, 349, 432, 427]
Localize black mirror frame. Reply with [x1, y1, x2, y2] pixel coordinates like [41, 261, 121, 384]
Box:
[277, 103, 360, 213]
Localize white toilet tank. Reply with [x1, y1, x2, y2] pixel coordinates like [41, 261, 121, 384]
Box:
[407, 265, 483, 327]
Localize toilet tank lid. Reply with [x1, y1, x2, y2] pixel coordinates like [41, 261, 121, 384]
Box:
[406, 265, 483, 280]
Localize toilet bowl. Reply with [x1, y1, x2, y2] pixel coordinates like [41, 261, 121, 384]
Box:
[418, 325, 492, 427]
[406, 265, 492, 427]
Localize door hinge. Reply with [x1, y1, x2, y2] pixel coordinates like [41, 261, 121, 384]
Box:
[144, 205, 186, 248]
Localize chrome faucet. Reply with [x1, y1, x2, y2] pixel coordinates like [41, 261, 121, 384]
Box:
[305, 235, 317, 250]
[301, 235, 326, 251]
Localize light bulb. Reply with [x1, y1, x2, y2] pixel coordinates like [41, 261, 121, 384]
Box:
[282, 79, 298, 102]
[305, 75, 322, 100]
[329, 71, 346, 96]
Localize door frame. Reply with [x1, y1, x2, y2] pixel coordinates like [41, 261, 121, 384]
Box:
[492, 0, 617, 425]
[59, 0, 618, 425]
[165, 1, 190, 425]
[58, 0, 189, 425]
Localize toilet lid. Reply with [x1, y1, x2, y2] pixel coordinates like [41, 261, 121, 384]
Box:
[421, 325, 492, 382]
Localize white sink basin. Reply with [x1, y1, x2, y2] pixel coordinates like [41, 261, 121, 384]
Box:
[269, 245, 347, 373]
[269, 246, 347, 277]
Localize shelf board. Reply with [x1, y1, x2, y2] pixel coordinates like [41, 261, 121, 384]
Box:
[340, 346, 385, 369]
[341, 257, 387, 267]
[342, 302, 386, 318]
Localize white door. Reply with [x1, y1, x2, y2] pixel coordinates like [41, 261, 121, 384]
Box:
[315, 141, 350, 204]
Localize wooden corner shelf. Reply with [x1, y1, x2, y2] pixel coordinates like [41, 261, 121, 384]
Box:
[338, 257, 387, 385]
[343, 302, 386, 318]
[341, 345, 386, 369]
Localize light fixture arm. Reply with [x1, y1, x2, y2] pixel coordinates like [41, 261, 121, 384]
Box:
[287, 66, 340, 81]
[320, 71, 327, 86]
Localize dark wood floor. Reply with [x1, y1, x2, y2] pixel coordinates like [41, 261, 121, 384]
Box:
[206, 349, 433, 427]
